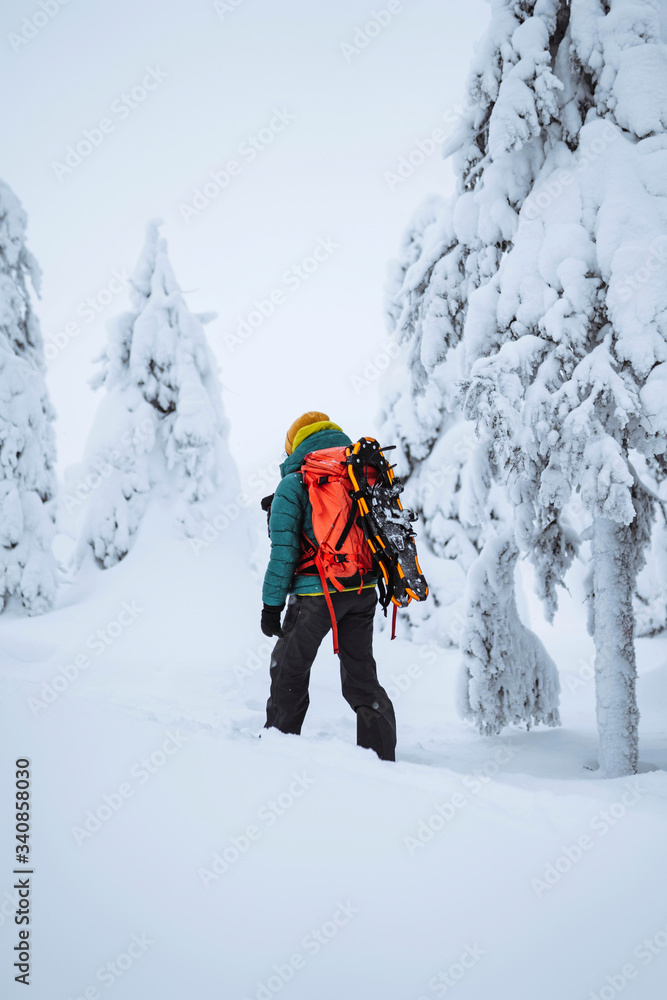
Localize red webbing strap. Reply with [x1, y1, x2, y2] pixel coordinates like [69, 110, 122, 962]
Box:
[391, 603, 398, 641]
[314, 551, 339, 654]
[295, 533, 318, 575]
[298, 533, 339, 652]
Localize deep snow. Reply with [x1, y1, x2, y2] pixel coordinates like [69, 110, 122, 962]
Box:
[1, 502, 666, 1000]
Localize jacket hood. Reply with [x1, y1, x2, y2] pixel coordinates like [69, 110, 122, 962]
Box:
[280, 428, 352, 477]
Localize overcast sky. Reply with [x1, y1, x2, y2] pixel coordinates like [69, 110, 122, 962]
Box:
[2, 0, 487, 480]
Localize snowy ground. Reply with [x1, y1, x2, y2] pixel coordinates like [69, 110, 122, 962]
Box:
[2, 512, 667, 1000]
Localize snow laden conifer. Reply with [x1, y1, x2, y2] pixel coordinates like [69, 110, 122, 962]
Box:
[81, 220, 240, 567]
[382, 0, 667, 772]
[0, 179, 57, 613]
[635, 516, 667, 636]
[380, 94, 515, 636]
[458, 532, 560, 734]
[447, 0, 667, 776]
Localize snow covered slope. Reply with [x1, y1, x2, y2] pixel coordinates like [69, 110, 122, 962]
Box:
[1, 514, 666, 1000]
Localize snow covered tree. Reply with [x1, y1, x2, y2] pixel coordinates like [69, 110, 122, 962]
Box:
[0, 179, 57, 614]
[635, 515, 667, 636]
[633, 462, 667, 636]
[381, 192, 509, 642]
[80, 220, 241, 567]
[458, 532, 561, 735]
[454, 0, 667, 776]
[384, 0, 667, 775]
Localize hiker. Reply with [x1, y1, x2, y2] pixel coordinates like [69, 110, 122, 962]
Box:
[260, 411, 397, 761]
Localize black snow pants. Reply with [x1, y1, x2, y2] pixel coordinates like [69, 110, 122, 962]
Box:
[265, 588, 396, 761]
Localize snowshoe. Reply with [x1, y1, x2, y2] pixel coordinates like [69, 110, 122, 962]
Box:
[345, 437, 428, 613]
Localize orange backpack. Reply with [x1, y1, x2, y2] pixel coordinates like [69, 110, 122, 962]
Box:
[296, 447, 375, 652]
[292, 439, 428, 653]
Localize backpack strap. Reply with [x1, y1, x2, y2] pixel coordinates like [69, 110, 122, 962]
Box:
[305, 533, 340, 654]
[295, 534, 318, 575]
[260, 494, 274, 537]
[334, 492, 360, 552]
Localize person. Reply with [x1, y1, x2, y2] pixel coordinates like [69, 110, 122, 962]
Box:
[261, 411, 397, 761]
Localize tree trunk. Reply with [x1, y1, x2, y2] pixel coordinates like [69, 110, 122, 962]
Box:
[592, 516, 640, 777]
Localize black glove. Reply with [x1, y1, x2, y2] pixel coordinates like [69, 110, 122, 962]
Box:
[261, 603, 285, 638]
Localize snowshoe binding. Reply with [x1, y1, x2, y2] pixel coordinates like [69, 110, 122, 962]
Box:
[345, 438, 428, 623]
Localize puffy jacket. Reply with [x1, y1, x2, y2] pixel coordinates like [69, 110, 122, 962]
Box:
[261, 427, 377, 606]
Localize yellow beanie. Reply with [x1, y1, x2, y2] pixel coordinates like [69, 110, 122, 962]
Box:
[285, 411, 341, 455]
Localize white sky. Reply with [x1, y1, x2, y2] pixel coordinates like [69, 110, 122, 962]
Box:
[2, 0, 487, 480]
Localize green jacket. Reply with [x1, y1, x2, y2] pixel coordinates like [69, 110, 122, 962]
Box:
[262, 427, 377, 606]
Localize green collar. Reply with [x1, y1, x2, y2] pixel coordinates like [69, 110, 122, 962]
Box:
[280, 428, 352, 477]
